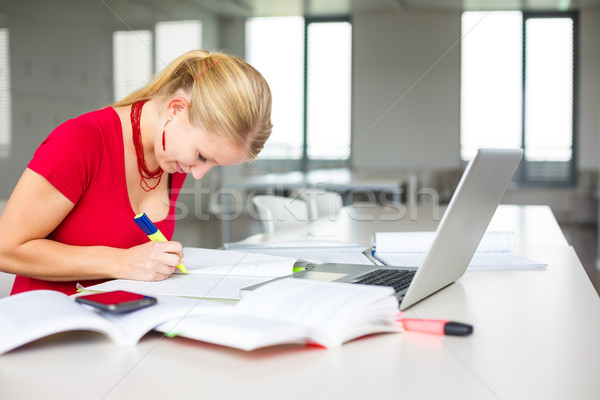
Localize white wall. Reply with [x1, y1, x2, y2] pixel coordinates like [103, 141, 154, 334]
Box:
[0, 1, 112, 198]
[352, 9, 461, 171]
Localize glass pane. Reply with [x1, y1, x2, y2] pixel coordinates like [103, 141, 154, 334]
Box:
[155, 20, 202, 73]
[306, 22, 352, 160]
[113, 30, 152, 102]
[0, 28, 10, 158]
[246, 17, 304, 159]
[524, 18, 573, 162]
[460, 12, 522, 161]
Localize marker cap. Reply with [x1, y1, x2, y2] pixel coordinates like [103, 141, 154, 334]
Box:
[134, 213, 158, 236]
[443, 322, 473, 336]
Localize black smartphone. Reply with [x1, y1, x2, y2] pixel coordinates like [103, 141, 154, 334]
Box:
[75, 291, 157, 313]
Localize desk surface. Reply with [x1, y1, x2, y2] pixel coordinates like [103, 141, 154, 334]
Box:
[1, 205, 599, 400]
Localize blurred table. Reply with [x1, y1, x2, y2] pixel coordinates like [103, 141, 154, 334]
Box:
[220, 168, 404, 243]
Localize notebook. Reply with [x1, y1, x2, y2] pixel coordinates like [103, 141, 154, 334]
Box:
[242, 148, 523, 311]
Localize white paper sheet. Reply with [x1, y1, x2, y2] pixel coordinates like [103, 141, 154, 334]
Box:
[224, 240, 373, 265]
[85, 275, 273, 300]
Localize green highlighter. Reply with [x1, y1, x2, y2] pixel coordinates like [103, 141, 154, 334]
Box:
[134, 213, 188, 274]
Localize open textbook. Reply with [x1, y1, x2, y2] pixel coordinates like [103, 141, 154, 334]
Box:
[84, 247, 312, 300]
[0, 279, 401, 354]
[372, 231, 546, 268]
[0, 290, 229, 355]
[156, 278, 401, 351]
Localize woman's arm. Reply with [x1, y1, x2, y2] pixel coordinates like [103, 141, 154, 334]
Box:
[0, 169, 182, 281]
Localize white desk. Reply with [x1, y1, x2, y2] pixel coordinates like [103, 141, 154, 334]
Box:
[1, 205, 599, 400]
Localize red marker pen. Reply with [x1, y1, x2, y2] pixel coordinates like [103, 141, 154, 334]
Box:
[397, 317, 473, 336]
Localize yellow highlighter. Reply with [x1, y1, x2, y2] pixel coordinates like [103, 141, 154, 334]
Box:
[134, 213, 188, 274]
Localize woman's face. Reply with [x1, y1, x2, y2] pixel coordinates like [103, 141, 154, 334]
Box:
[155, 105, 248, 181]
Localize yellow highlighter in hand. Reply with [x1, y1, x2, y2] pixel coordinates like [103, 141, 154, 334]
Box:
[134, 213, 188, 274]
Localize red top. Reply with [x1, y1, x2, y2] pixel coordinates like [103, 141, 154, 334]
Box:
[11, 107, 187, 295]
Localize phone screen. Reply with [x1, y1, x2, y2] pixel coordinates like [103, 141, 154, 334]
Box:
[76, 291, 157, 313]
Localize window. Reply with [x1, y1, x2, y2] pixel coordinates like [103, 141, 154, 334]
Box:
[113, 30, 153, 101]
[0, 28, 10, 158]
[246, 17, 352, 167]
[461, 12, 577, 185]
[306, 21, 352, 160]
[113, 21, 203, 102]
[524, 17, 574, 163]
[155, 20, 202, 72]
[461, 12, 523, 160]
[246, 17, 305, 160]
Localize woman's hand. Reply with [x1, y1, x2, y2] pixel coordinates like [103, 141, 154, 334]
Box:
[119, 241, 184, 281]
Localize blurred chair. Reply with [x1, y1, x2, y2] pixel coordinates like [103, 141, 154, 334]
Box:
[291, 188, 343, 220]
[251, 195, 310, 233]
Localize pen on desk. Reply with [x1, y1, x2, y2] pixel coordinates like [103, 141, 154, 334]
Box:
[133, 213, 188, 274]
[396, 314, 473, 336]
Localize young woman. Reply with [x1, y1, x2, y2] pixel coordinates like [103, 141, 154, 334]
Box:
[0, 50, 272, 295]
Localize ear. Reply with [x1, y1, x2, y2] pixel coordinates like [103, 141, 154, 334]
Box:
[165, 96, 190, 120]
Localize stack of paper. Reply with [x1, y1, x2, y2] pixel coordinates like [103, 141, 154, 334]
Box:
[372, 231, 546, 269]
[224, 240, 373, 265]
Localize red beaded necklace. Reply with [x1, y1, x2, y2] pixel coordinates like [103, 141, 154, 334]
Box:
[130, 100, 164, 191]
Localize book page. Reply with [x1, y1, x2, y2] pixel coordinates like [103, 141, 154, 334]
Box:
[85, 274, 272, 300]
[101, 296, 234, 345]
[156, 314, 309, 351]
[0, 290, 121, 354]
[180, 247, 298, 277]
[236, 279, 400, 347]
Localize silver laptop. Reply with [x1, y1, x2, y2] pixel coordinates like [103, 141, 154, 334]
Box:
[242, 148, 523, 310]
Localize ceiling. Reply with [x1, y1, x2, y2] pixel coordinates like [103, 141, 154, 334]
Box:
[175, 0, 600, 17]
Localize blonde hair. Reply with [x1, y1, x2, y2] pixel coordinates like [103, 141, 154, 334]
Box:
[113, 50, 272, 159]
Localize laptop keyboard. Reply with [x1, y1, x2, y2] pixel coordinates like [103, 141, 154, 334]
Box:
[353, 269, 416, 293]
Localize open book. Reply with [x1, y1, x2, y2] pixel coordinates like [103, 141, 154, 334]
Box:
[156, 278, 402, 351]
[0, 290, 230, 355]
[224, 240, 374, 265]
[1, 279, 401, 354]
[372, 231, 546, 268]
[84, 247, 311, 300]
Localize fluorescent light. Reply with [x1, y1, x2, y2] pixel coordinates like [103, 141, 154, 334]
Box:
[558, 0, 571, 11]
